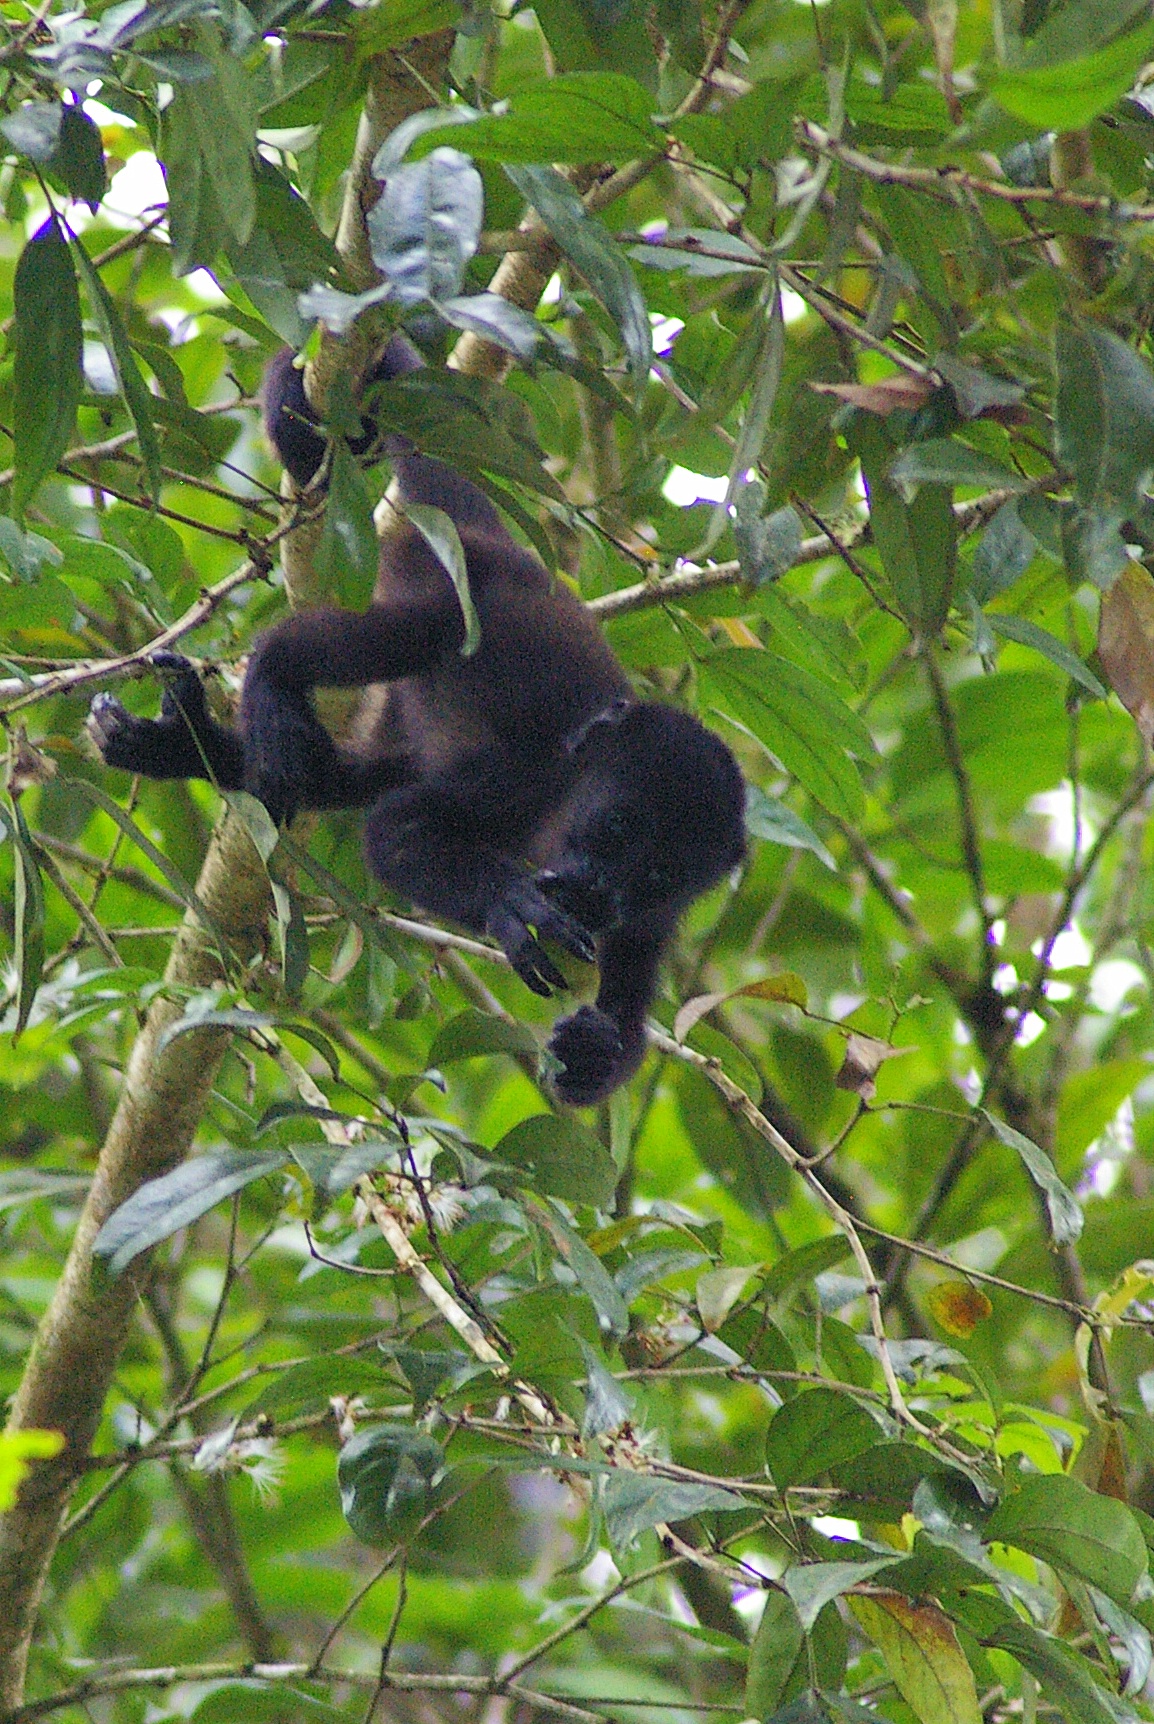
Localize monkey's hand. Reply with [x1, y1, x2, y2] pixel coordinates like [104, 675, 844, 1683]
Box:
[488, 880, 596, 998]
[88, 653, 242, 786]
[548, 1006, 629, 1107]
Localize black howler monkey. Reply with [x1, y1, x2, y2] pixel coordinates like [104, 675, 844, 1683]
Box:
[89, 335, 746, 1105]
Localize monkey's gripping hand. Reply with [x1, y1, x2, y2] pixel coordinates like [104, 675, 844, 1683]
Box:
[87, 653, 244, 787]
[487, 878, 596, 998]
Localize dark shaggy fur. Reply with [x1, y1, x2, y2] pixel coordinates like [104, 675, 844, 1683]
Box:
[89, 337, 746, 1104]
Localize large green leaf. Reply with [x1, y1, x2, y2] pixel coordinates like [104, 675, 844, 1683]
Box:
[1055, 324, 1154, 513]
[704, 649, 871, 821]
[987, 1474, 1147, 1606]
[94, 1150, 288, 1274]
[415, 73, 662, 164]
[506, 165, 651, 389]
[490, 1114, 618, 1207]
[12, 223, 82, 515]
[993, 18, 1154, 129]
[851, 416, 957, 639]
[765, 1388, 882, 1489]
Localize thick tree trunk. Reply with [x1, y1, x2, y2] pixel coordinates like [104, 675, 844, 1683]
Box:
[0, 37, 453, 1715]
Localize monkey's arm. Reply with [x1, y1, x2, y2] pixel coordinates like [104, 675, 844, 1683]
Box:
[88, 654, 246, 788]
[548, 923, 668, 1107]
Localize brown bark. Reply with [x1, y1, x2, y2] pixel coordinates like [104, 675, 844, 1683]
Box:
[0, 37, 454, 1715]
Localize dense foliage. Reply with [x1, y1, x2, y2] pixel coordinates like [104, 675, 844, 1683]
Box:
[5, 0, 1154, 1720]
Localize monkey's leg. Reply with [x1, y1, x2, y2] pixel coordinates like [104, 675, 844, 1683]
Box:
[240, 597, 462, 822]
[364, 781, 596, 996]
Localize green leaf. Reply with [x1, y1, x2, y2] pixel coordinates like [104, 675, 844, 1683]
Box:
[851, 416, 957, 639]
[993, 18, 1154, 130]
[53, 107, 106, 210]
[12, 223, 82, 515]
[1, 102, 62, 161]
[601, 1473, 747, 1550]
[367, 147, 483, 308]
[228, 157, 342, 347]
[403, 502, 481, 655]
[537, 1206, 629, 1336]
[888, 439, 1026, 497]
[970, 501, 1038, 603]
[506, 165, 651, 390]
[4, 795, 45, 1039]
[987, 1473, 1147, 1606]
[415, 73, 663, 164]
[982, 1110, 1085, 1245]
[850, 1591, 982, 1724]
[787, 1560, 901, 1633]
[988, 1618, 1135, 1724]
[428, 1009, 539, 1066]
[337, 1424, 445, 1546]
[985, 615, 1106, 697]
[71, 240, 162, 500]
[168, 48, 256, 249]
[438, 293, 542, 362]
[94, 1150, 288, 1274]
[733, 487, 804, 586]
[765, 1388, 882, 1490]
[491, 1114, 618, 1207]
[317, 440, 380, 610]
[704, 648, 871, 822]
[874, 185, 956, 337]
[744, 785, 837, 870]
[746, 1588, 805, 1721]
[1055, 323, 1154, 512]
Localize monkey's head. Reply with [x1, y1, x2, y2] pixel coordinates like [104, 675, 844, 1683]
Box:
[539, 703, 746, 934]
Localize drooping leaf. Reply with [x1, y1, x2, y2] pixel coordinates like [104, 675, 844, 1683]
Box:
[4, 795, 45, 1039]
[746, 1588, 805, 1720]
[982, 1110, 1084, 1245]
[987, 1473, 1147, 1606]
[601, 1472, 747, 1550]
[850, 415, 957, 639]
[71, 240, 162, 499]
[338, 1423, 445, 1546]
[506, 165, 651, 389]
[94, 1150, 288, 1274]
[1055, 323, 1154, 513]
[850, 1591, 982, 1724]
[403, 502, 481, 655]
[490, 1114, 618, 1207]
[367, 147, 483, 307]
[744, 785, 836, 869]
[704, 648, 871, 821]
[12, 223, 82, 515]
[985, 615, 1106, 698]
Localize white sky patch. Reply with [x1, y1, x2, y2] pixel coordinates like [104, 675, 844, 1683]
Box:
[650, 313, 684, 355]
[1029, 784, 1094, 857]
[1015, 1011, 1046, 1047]
[1088, 957, 1145, 1014]
[781, 286, 807, 323]
[811, 1516, 860, 1540]
[663, 465, 729, 506]
[102, 149, 167, 228]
